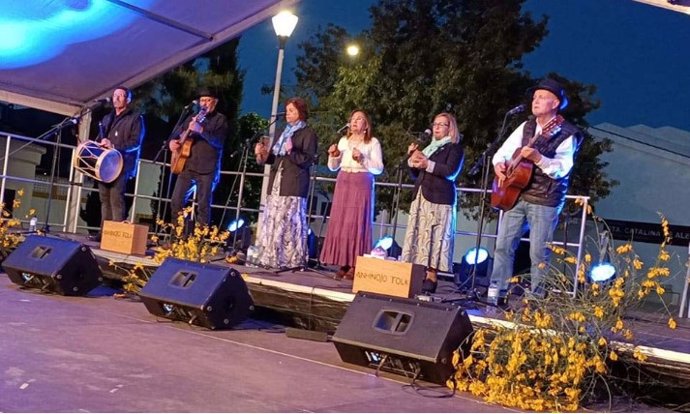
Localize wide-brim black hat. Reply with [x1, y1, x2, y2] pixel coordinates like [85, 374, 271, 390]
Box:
[197, 87, 219, 99]
[529, 78, 568, 111]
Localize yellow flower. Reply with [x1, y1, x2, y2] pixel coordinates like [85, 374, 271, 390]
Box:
[537, 262, 546, 270]
[584, 253, 591, 262]
[598, 337, 607, 347]
[609, 350, 619, 361]
[616, 243, 632, 254]
[17, 188, 24, 196]
[633, 347, 648, 362]
[549, 245, 566, 255]
[659, 250, 670, 261]
[564, 256, 577, 264]
[593, 306, 604, 319]
[633, 258, 644, 270]
[668, 318, 677, 329]
[509, 276, 519, 283]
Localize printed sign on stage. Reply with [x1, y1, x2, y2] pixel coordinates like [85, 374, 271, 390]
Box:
[352, 256, 424, 298]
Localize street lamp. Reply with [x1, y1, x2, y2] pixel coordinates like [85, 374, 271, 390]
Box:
[346, 44, 360, 57]
[259, 10, 298, 220]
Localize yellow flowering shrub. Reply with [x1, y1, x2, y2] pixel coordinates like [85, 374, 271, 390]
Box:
[114, 207, 230, 294]
[0, 190, 29, 260]
[449, 213, 679, 411]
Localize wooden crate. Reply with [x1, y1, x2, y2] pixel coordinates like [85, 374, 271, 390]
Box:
[352, 256, 425, 298]
[100, 221, 148, 255]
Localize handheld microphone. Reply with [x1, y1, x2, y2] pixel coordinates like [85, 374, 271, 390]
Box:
[418, 129, 432, 144]
[336, 123, 350, 134]
[506, 104, 526, 116]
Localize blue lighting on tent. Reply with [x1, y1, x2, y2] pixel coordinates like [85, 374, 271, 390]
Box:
[590, 262, 617, 283]
[463, 247, 489, 265]
[227, 218, 245, 232]
[0, 0, 155, 69]
[374, 235, 393, 250]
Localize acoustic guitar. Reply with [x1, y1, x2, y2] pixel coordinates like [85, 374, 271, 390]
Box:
[171, 107, 208, 174]
[490, 115, 565, 211]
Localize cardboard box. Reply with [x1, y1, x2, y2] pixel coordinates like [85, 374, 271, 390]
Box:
[100, 221, 148, 255]
[352, 256, 425, 298]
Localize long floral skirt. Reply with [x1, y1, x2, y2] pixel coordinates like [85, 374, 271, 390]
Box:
[319, 171, 374, 267]
[256, 169, 307, 268]
[401, 191, 455, 272]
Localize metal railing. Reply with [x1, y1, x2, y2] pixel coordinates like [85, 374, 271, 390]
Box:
[0, 129, 589, 295]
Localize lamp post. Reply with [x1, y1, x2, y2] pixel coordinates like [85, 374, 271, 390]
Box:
[258, 10, 298, 229]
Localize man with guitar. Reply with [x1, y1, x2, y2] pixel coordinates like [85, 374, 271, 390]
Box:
[169, 88, 228, 226]
[489, 78, 583, 305]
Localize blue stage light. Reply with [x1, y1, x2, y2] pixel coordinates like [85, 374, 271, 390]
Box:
[590, 262, 616, 283]
[463, 247, 490, 265]
[374, 235, 393, 250]
[0, 1, 155, 69]
[227, 218, 245, 232]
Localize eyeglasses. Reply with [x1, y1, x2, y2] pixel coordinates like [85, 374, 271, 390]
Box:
[432, 122, 449, 128]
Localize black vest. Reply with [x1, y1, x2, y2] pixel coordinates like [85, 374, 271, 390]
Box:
[520, 118, 582, 208]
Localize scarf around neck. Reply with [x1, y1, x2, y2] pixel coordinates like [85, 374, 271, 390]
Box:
[422, 136, 452, 158]
[272, 120, 306, 156]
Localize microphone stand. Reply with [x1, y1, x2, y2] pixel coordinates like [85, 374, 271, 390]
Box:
[39, 116, 79, 233]
[152, 105, 194, 235]
[221, 130, 264, 253]
[463, 110, 514, 299]
[389, 157, 408, 248]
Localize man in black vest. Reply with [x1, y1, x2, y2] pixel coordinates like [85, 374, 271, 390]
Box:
[96, 86, 145, 226]
[489, 78, 583, 304]
[169, 88, 228, 226]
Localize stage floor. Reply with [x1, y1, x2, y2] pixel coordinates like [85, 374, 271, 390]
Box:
[0, 275, 511, 413]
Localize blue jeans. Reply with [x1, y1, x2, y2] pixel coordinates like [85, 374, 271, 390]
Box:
[171, 169, 215, 226]
[490, 199, 561, 296]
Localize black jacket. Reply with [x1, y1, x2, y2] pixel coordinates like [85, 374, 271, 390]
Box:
[409, 142, 464, 206]
[265, 126, 319, 198]
[174, 110, 228, 175]
[99, 108, 145, 179]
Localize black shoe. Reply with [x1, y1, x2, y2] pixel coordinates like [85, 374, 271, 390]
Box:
[421, 279, 437, 294]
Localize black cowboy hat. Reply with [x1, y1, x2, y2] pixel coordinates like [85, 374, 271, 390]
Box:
[197, 87, 219, 99]
[529, 78, 568, 111]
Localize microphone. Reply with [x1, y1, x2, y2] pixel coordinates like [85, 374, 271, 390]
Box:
[272, 111, 286, 118]
[418, 129, 432, 144]
[184, 99, 198, 109]
[336, 123, 349, 134]
[91, 97, 111, 106]
[506, 104, 526, 116]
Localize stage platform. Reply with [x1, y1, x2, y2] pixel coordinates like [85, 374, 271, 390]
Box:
[2, 232, 690, 411]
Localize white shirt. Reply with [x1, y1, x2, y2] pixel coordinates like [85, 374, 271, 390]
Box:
[492, 118, 576, 179]
[328, 136, 384, 175]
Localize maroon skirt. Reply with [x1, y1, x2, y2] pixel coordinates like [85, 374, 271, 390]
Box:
[319, 171, 374, 267]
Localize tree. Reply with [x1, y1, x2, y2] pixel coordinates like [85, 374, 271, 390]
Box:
[294, 0, 616, 218]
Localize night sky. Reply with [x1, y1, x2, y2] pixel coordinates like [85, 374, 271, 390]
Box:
[238, 0, 690, 131]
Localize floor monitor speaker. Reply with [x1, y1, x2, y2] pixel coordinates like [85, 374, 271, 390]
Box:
[332, 292, 473, 384]
[3, 235, 103, 296]
[139, 258, 253, 330]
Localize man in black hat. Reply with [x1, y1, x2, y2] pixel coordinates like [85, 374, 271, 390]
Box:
[488, 78, 583, 304]
[169, 88, 228, 226]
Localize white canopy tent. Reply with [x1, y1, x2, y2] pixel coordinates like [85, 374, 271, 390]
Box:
[0, 0, 298, 116]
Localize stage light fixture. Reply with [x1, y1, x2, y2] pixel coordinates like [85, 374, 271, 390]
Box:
[455, 247, 493, 289]
[590, 262, 616, 283]
[373, 236, 402, 259]
[227, 218, 245, 232]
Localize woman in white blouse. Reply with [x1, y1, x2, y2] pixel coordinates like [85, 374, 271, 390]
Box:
[319, 110, 384, 279]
